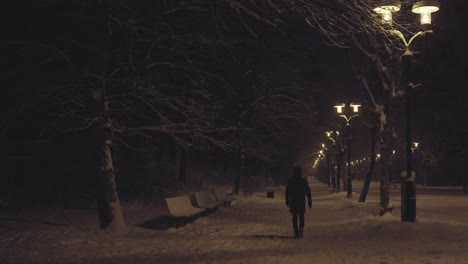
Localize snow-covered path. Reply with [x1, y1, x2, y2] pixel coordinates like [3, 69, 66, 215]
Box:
[1, 178, 467, 264]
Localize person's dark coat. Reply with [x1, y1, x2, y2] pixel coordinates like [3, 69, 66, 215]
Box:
[285, 169, 312, 214]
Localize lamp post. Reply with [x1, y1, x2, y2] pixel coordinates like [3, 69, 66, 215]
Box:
[326, 131, 338, 189]
[334, 103, 361, 197]
[373, 0, 440, 222]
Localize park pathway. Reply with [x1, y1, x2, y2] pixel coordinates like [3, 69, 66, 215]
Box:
[1, 177, 467, 263]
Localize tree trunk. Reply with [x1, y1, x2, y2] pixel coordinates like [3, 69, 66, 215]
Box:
[326, 151, 331, 187]
[232, 136, 244, 195]
[176, 146, 187, 183]
[96, 132, 128, 234]
[378, 125, 393, 216]
[232, 150, 241, 195]
[89, 0, 127, 234]
[359, 126, 377, 203]
[93, 87, 128, 234]
[336, 146, 343, 191]
[331, 153, 336, 189]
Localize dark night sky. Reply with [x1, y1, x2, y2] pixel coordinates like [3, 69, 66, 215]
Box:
[1, 0, 468, 191]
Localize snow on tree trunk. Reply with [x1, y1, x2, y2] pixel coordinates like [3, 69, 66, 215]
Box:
[97, 134, 128, 234]
[91, 84, 128, 234]
[378, 125, 393, 216]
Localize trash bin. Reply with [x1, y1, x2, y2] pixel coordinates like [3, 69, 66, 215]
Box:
[266, 191, 274, 198]
[264, 187, 277, 198]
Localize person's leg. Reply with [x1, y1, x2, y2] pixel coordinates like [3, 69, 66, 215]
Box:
[292, 212, 299, 237]
[299, 212, 305, 237]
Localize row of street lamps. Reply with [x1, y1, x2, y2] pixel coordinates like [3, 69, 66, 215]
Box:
[374, 0, 439, 222]
[316, 1, 440, 222]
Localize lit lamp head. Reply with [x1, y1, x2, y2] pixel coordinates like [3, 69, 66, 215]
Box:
[334, 104, 345, 114]
[412, 0, 439, 25]
[413, 142, 420, 148]
[373, 0, 401, 22]
[326, 131, 332, 137]
[350, 103, 361, 113]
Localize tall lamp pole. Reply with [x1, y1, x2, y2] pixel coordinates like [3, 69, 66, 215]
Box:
[334, 103, 361, 197]
[373, 0, 440, 222]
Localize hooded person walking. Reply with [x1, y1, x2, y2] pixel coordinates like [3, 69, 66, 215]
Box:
[285, 165, 312, 239]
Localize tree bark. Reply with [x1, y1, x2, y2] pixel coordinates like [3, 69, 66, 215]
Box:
[378, 126, 393, 216]
[90, 0, 127, 234]
[359, 126, 376, 203]
[232, 136, 244, 195]
[96, 132, 128, 234]
[176, 146, 187, 183]
[93, 87, 128, 234]
[232, 151, 241, 195]
[336, 144, 343, 191]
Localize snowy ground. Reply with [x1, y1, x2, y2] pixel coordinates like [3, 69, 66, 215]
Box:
[1, 178, 467, 264]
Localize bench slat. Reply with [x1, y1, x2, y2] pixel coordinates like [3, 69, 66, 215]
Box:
[165, 195, 205, 217]
[194, 190, 223, 209]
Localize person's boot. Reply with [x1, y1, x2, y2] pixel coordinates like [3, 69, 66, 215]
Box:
[299, 228, 304, 238]
[294, 232, 300, 239]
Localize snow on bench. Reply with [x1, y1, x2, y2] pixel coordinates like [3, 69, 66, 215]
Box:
[165, 195, 206, 218]
[193, 190, 223, 210]
[213, 187, 237, 207]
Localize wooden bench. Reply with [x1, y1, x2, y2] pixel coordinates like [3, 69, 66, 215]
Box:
[213, 187, 236, 207]
[193, 190, 223, 211]
[165, 195, 206, 218]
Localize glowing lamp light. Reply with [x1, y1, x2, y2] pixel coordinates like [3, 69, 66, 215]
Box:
[350, 103, 361, 113]
[373, 0, 401, 22]
[412, 1, 440, 25]
[413, 142, 420, 148]
[334, 104, 345, 114]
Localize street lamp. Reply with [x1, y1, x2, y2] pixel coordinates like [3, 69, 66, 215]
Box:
[334, 103, 361, 197]
[373, 0, 440, 222]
